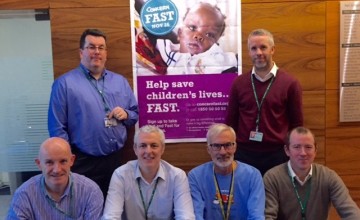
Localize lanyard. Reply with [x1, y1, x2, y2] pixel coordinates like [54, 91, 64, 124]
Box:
[137, 178, 159, 220]
[288, 174, 312, 220]
[213, 162, 235, 220]
[43, 176, 75, 219]
[251, 74, 275, 131]
[80, 65, 111, 113]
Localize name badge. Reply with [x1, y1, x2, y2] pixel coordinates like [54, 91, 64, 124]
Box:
[249, 131, 263, 142]
[104, 117, 118, 127]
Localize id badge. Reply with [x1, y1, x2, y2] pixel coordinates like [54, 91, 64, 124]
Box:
[249, 131, 263, 142]
[104, 118, 118, 127]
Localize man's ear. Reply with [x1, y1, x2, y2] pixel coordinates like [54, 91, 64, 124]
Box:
[70, 154, 76, 166]
[35, 158, 41, 170]
[133, 144, 138, 155]
[284, 145, 290, 157]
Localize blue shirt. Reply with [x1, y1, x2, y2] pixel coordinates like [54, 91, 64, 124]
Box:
[6, 173, 103, 220]
[48, 65, 139, 156]
[188, 161, 265, 220]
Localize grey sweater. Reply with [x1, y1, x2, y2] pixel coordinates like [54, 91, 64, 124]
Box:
[263, 163, 360, 220]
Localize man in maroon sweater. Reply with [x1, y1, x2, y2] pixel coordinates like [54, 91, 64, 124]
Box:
[225, 28, 303, 175]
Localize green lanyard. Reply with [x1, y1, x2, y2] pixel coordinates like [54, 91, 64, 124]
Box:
[81, 65, 111, 113]
[213, 162, 235, 220]
[137, 178, 159, 220]
[289, 175, 312, 220]
[250, 74, 275, 131]
[43, 176, 75, 219]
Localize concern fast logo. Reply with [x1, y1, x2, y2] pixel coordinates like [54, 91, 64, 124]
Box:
[140, 0, 179, 36]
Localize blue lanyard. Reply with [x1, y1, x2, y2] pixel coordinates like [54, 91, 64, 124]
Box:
[80, 65, 111, 113]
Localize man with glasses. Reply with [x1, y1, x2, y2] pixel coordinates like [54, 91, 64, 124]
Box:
[188, 123, 265, 220]
[264, 126, 360, 220]
[48, 28, 139, 198]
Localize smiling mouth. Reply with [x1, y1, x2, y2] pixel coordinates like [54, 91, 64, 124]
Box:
[50, 174, 64, 179]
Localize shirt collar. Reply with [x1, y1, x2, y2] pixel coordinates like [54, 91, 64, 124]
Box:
[79, 63, 107, 79]
[135, 160, 166, 184]
[251, 62, 278, 82]
[41, 173, 73, 201]
[287, 161, 312, 186]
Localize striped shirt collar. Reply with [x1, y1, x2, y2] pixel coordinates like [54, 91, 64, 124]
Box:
[41, 173, 73, 201]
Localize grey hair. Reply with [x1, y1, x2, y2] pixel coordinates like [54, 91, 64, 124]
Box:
[247, 28, 275, 48]
[206, 123, 236, 145]
[134, 125, 165, 147]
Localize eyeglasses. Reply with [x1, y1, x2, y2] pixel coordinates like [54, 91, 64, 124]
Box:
[209, 142, 235, 151]
[84, 45, 107, 53]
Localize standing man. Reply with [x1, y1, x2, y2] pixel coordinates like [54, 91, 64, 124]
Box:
[264, 127, 360, 220]
[7, 137, 103, 220]
[225, 28, 303, 175]
[48, 28, 139, 197]
[188, 123, 264, 220]
[102, 125, 195, 220]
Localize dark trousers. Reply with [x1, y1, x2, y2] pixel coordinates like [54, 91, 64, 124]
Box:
[235, 147, 288, 176]
[71, 147, 122, 200]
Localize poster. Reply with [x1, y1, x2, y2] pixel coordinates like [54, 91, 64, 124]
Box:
[131, 0, 241, 142]
[340, 1, 360, 122]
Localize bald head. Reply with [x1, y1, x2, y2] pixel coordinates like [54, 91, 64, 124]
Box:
[38, 137, 72, 159]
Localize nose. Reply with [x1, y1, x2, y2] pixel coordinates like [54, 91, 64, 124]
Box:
[194, 33, 204, 42]
[218, 146, 227, 154]
[94, 47, 101, 54]
[299, 147, 307, 155]
[144, 145, 152, 153]
[255, 48, 262, 55]
[53, 162, 60, 172]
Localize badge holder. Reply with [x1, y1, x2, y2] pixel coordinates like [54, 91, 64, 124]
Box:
[249, 130, 263, 142]
[104, 117, 118, 127]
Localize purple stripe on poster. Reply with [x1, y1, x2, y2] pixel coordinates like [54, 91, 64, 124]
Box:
[137, 73, 237, 141]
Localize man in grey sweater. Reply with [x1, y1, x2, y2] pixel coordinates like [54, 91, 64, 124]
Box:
[263, 126, 360, 220]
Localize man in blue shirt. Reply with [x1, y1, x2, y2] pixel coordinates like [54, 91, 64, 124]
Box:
[103, 125, 195, 220]
[188, 123, 265, 220]
[48, 28, 139, 197]
[7, 137, 103, 220]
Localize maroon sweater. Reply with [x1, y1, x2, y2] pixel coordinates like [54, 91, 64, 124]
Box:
[225, 69, 303, 152]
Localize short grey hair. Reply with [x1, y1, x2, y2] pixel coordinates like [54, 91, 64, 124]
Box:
[134, 125, 165, 147]
[247, 28, 275, 48]
[206, 123, 236, 145]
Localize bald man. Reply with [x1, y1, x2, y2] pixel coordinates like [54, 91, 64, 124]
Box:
[7, 137, 103, 220]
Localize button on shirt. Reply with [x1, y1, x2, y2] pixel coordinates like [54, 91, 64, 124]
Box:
[102, 160, 195, 220]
